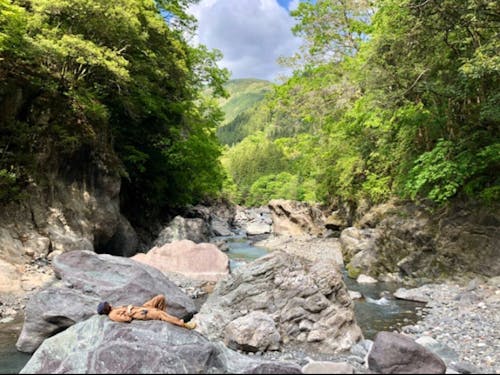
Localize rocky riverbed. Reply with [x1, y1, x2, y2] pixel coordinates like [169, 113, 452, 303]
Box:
[245, 234, 500, 374]
[1, 201, 499, 374]
[401, 278, 500, 374]
[230, 276, 500, 374]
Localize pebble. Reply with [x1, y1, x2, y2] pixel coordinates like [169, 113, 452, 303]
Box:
[403, 281, 499, 374]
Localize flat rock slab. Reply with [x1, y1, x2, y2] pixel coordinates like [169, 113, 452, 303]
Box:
[16, 250, 196, 353]
[302, 361, 354, 374]
[20, 315, 302, 374]
[394, 288, 430, 303]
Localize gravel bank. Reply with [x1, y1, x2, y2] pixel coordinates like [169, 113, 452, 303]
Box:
[400, 278, 500, 374]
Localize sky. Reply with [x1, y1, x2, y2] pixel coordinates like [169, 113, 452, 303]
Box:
[188, 0, 306, 82]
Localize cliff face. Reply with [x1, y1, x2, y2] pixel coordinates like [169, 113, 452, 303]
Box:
[0, 163, 138, 296]
[341, 199, 500, 281]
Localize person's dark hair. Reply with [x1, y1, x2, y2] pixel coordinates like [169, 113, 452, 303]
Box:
[97, 301, 111, 315]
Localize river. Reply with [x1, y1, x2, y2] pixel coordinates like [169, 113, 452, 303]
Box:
[0, 314, 31, 374]
[0, 236, 424, 373]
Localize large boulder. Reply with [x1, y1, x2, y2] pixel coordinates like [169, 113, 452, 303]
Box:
[16, 250, 196, 353]
[184, 202, 237, 237]
[223, 311, 280, 352]
[234, 206, 272, 236]
[154, 216, 210, 246]
[268, 200, 326, 237]
[132, 240, 229, 282]
[367, 331, 446, 374]
[20, 315, 302, 374]
[192, 250, 362, 354]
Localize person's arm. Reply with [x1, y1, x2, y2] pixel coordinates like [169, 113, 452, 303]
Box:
[108, 307, 133, 323]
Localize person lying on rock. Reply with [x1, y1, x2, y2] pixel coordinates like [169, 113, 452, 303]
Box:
[97, 294, 196, 329]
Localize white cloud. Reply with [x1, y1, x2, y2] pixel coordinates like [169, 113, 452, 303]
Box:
[188, 0, 302, 82]
[288, 0, 300, 11]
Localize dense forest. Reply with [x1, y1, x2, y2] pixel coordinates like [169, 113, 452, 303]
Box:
[0, 0, 229, 226]
[222, 0, 499, 208]
[1, 0, 499, 224]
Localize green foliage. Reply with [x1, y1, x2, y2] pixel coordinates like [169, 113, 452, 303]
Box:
[405, 140, 469, 204]
[0, 0, 229, 220]
[221, 132, 287, 201]
[221, 0, 499, 208]
[247, 173, 299, 207]
[218, 79, 272, 124]
[215, 79, 272, 145]
[0, 168, 23, 203]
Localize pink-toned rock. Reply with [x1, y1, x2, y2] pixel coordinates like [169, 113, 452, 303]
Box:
[132, 240, 229, 282]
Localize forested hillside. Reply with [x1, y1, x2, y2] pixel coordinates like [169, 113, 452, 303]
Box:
[1, 0, 498, 220]
[221, 0, 499, 209]
[0, 0, 228, 225]
[216, 79, 272, 145]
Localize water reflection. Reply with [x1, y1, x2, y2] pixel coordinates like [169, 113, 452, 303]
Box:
[0, 314, 31, 374]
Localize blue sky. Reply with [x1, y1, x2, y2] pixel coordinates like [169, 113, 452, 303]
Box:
[277, 0, 297, 9]
[188, 0, 309, 82]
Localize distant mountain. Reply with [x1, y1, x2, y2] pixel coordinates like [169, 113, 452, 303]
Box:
[219, 79, 272, 123]
[217, 79, 272, 145]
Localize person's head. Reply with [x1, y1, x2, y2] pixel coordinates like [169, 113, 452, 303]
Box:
[97, 301, 111, 315]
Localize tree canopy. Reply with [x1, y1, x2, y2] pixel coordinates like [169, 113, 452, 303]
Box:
[0, 0, 229, 222]
[219, 0, 499, 208]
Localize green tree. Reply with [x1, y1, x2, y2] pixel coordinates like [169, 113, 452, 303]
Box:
[0, 0, 229, 220]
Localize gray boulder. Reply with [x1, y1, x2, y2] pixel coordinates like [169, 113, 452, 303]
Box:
[16, 250, 196, 353]
[20, 315, 302, 374]
[415, 336, 459, 366]
[224, 311, 280, 352]
[193, 250, 362, 354]
[394, 287, 430, 303]
[154, 216, 210, 246]
[367, 331, 446, 374]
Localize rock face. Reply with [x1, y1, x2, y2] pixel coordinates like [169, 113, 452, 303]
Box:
[20, 315, 302, 374]
[132, 240, 230, 282]
[184, 202, 237, 237]
[268, 199, 326, 237]
[0, 171, 139, 310]
[339, 200, 500, 280]
[0, 174, 138, 266]
[16, 250, 196, 353]
[224, 311, 281, 352]
[154, 216, 210, 246]
[192, 250, 362, 354]
[234, 206, 272, 236]
[367, 331, 446, 374]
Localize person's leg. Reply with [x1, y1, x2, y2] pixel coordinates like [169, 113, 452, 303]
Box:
[142, 295, 166, 311]
[146, 309, 186, 327]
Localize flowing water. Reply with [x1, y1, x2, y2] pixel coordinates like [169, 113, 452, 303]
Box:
[1, 236, 425, 373]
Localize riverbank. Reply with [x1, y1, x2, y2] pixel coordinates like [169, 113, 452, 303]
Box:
[251, 234, 500, 374]
[2, 233, 499, 374]
[402, 279, 500, 374]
